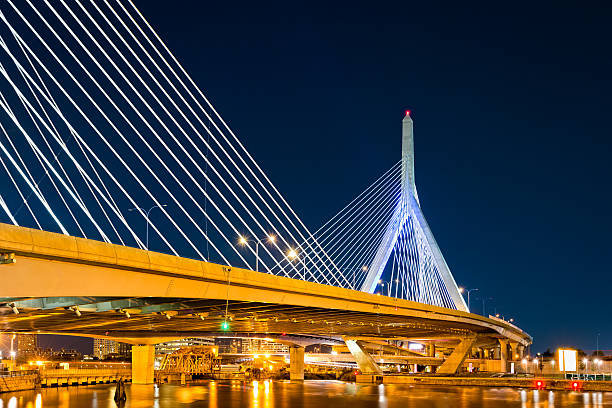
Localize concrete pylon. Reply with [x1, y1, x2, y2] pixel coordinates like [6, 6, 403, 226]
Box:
[360, 112, 469, 312]
[132, 344, 155, 384]
[509, 342, 519, 361]
[289, 346, 305, 381]
[498, 339, 509, 373]
[345, 340, 383, 375]
[437, 335, 478, 374]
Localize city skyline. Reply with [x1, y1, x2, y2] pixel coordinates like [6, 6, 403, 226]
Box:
[0, 0, 610, 355]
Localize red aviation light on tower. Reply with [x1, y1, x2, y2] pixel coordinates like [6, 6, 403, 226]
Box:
[405, 110, 411, 116]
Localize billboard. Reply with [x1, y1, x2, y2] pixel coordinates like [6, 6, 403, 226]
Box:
[558, 349, 577, 372]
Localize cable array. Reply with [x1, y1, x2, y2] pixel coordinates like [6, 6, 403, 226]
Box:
[280, 162, 458, 309]
[0, 0, 462, 309]
[0, 0, 345, 285]
[271, 162, 402, 290]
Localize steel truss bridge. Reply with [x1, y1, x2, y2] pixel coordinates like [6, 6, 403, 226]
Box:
[0, 0, 530, 382]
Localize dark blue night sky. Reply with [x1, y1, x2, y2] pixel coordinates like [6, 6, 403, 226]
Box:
[35, 0, 612, 353]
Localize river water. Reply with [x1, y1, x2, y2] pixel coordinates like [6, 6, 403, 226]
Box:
[1, 380, 611, 408]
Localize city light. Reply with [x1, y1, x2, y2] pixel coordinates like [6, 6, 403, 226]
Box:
[287, 248, 298, 259]
[268, 235, 276, 243]
[221, 320, 230, 331]
[238, 236, 248, 245]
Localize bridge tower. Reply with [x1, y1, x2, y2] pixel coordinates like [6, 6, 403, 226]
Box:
[360, 112, 468, 312]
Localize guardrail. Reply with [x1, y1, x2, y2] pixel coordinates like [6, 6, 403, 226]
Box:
[566, 373, 612, 381]
[0, 370, 38, 378]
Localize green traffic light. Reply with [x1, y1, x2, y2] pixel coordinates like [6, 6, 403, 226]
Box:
[221, 320, 230, 331]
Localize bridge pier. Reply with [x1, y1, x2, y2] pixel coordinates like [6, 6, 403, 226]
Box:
[509, 341, 520, 361]
[437, 335, 477, 374]
[289, 345, 304, 381]
[132, 344, 155, 384]
[345, 340, 382, 375]
[498, 339, 509, 373]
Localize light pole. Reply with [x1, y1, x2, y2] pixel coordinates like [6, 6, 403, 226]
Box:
[10, 334, 15, 366]
[338, 266, 368, 290]
[459, 287, 478, 311]
[378, 280, 391, 296]
[238, 234, 276, 272]
[286, 247, 308, 278]
[128, 204, 168, 250]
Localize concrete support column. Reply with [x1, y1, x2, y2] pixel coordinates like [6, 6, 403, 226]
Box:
[289, 346, 305, 381]
[345, 340, 383, 375]
[426, 344, 436, 357]
[437, 335, 477, 374]
[483, 348, 491, 359]
[498, 339, 509, 373]
[132, 344, 155, 384]
[510, 342, 519, 361]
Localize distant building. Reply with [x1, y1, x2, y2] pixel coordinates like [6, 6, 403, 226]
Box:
[241, 338, 288, 354]
[215, 338, 243, 354]
[118, 342, 132, 359]
[17, 334, 38, 357]
[155, 338, 214, 355]
[93, 339, 117, 359]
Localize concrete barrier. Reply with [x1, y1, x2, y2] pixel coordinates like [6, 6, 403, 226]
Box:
[357, 374, 612, 391]
[0, 373, 39, 393]
[40, 369, 131, 388]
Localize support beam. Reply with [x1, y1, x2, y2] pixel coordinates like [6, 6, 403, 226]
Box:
[437, 335, 477, 374]
[289, 345, 304, 381]
[132, 344, 155, 384]
[345, 339, 382, 375]
[498, 339, 509, 373]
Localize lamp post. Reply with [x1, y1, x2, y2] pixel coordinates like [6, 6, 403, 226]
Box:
[458, 287, 478, 311]
[10, 334, 16, 366]
[378, 280, 391, 296]
[286, 247, 306, 276]
[128, 204, 168, 250]
[238, 234, 276, 272]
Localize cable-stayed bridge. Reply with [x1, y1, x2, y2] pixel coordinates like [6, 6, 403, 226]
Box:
[0, 0, 530, 382]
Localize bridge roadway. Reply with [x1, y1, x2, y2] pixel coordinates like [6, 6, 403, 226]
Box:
[0, 223, 531, 382]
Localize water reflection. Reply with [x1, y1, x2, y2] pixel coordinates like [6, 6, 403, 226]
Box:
[1, 382, 612, 407]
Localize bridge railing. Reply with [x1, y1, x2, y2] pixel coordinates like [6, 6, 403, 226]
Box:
[40, 368, 132, 377]
[0, 370, 39, 377]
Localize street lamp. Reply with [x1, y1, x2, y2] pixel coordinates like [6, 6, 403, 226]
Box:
[287, 248, 298, 259]
[238, 234, 276, 272]
[128, 204, 168, 250]
[286, 247, 308, 278]
[458, 287, 478, 311]
[378, 280, 391, 296]
[10, 334, 16, 364]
